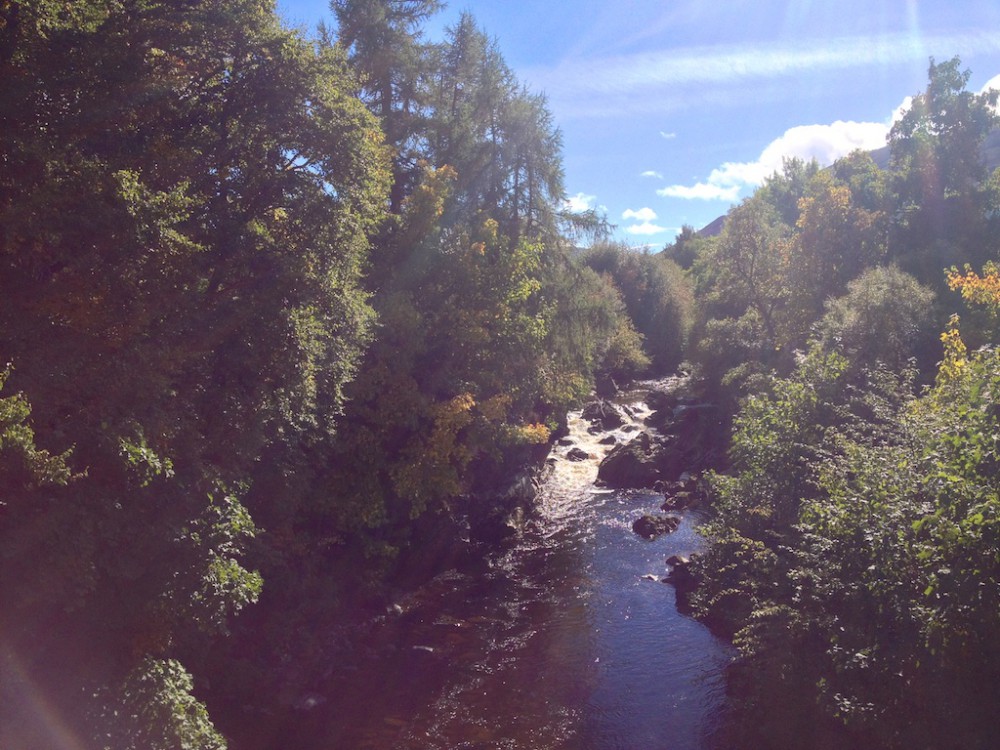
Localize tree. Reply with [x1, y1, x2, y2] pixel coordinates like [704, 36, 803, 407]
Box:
[689, 194, 794, 398]
[888, 56, 1000, 276]
[786, 171, 887, 329]
[332, 0, 442, 211]
[581, 241, 693, 374]
[662, 224, 708, 269]
[0, 0, 389, 743]
[890, 57, 998, 204]
[694, 300, 1000, 750]
[817, 265, 937, 373]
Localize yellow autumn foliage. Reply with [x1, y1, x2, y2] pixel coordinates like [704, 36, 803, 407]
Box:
[947, 262, 1000, 311]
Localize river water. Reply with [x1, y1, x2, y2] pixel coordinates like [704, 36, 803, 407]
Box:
[280, 392, 733, 749]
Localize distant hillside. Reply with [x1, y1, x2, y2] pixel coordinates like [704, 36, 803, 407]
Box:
[697, 127, 1000, 238]
[869, 128, 1000, 170]
[698, 214, 727, 237]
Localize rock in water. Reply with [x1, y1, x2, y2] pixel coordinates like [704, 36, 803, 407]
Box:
[581, 399, 625, 430]
[631, 514, 680, 540]
[597, 431, 662, 488]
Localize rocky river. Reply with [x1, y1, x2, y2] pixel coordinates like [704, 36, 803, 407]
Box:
[261, 381, 733, 749]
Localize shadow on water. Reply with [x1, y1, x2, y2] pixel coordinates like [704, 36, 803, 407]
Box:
[273, 395, 733, 750]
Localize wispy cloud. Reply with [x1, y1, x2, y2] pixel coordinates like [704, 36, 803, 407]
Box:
[641, 170, 664, 179]
[659, 119, 890, 201]
[525, 31, 1000, 118]
[659, 131, 677, 140]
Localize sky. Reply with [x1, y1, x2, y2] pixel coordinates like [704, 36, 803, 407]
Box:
[276, 0, 1000, 247]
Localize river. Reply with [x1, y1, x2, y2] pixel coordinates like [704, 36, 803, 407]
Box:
[274, 388, 733, 749]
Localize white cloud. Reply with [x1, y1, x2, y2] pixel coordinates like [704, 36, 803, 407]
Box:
[641, 170, 663, 179]
[660, 131, 677, 139]
[890, 95, 914, 125]
[620, 206, 670, 234]
[626, 220, 671, 236]
[980, 74, 1000, 94]
[659, 119, 890, 201]
[752, 119, 889, 174]
[980, 75, 1000, 114]
[622, 207, 658, 222]
[564, 192, 597, 212]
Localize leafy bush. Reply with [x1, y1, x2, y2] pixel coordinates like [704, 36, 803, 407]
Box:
[816, 264, 937, 373]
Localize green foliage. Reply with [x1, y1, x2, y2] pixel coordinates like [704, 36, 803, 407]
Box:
[683, 58, 1000, 404]
[332, 0, 443, 210]
[696, 311, 1000, 748]
[888, 56, 1000, 279]
[96, 658, 226, 750]
[757, 156, 821, 226]
[661, 224, 710, 270]
[0, 0, 388, 743]
[12, 1, 1000, 747]
[689, 195, 794, 399]
[293, 3, 616, 571]
[581, 241, 693, 374]
[817, 264, 937, 372]
[0, 368, 74, 490]
[890, 57, 999, 205]
[203, 8, 624, 729]
[689, 161, 893, 403]
[599, 315, 651, 382]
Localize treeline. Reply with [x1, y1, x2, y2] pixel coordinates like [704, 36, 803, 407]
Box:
[0, 1, 685, 747]
[667, 58, 1000, 749]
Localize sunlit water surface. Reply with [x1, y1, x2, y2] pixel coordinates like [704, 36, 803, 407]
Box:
[276, 394, 733, 750]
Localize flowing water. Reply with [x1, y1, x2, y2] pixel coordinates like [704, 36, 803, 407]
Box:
[276, 390, 733, 749]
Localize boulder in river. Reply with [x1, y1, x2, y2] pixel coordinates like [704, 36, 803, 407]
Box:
[665, 556, 700, 595]
[644, 389, 679, 413]
[597, 431, 663, 488]
[581, 399, 625, 430]
[566, 447, 591, 462]
[661, 491, 695, 511]
[631, 514, 680, 540]
[595, 373, 619, 398]
[653, 442, 687, 484]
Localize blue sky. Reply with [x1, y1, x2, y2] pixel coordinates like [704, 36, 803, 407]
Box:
[276, 0, 1000, 246]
